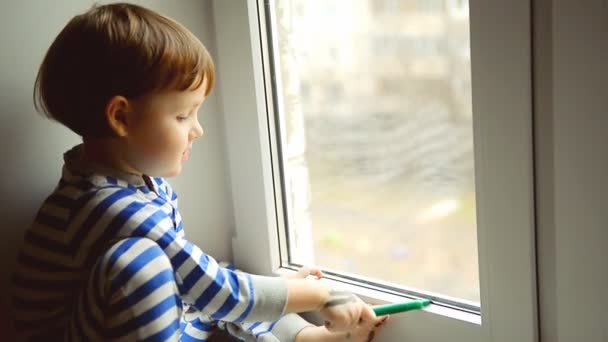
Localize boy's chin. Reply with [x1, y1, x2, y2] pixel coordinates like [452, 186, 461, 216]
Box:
[163, 167, 182, 178]
[149, 165, 182, 178]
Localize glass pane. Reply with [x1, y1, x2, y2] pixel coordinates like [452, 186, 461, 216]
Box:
[273, 0, 478, 303]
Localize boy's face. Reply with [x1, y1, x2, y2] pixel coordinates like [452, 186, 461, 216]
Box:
[123, 81, 206, 177]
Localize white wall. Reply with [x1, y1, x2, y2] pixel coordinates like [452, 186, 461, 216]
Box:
[0, 0, 234, 334]
[536, 0, 608, 341]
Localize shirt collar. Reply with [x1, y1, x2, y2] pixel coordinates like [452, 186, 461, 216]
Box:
[62, 144, 148, 187]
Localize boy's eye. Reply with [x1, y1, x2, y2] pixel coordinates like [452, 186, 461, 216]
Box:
[177, 115, 188, 122]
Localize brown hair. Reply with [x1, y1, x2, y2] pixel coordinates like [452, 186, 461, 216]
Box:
[34, 2, 215, 137]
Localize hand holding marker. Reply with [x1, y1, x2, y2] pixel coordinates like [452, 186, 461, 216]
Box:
[373, 299, 431, 316]
[295, 266, 430, 316]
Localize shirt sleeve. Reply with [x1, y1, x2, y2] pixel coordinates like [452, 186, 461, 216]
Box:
[218, 313, 314, 342]
[210, 264, 314, 342]
[266, 313, 314, 342]
[120, 201, 289, 324]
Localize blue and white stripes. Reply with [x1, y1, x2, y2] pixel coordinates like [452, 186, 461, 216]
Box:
[12, 145, 289, 341]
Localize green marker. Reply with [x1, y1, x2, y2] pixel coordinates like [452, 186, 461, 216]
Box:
[373, 299, 431, 316]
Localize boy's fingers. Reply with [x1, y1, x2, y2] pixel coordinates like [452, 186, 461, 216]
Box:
[310, 268, 323, 279]
[325, 313, 359, 332]
[374, 315, 389, 327]
[294, 265, 323, 279]
[360, 303, 377, 324]
[294, 266, 309, 278]
[323, 321, 350, 332]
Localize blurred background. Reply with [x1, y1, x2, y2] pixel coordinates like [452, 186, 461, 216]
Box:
[272, 0, 479, 303]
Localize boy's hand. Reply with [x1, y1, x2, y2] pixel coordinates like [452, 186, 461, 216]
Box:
[287, 265, 323, 279]
[294, 311, 390, 342]
[320, 290, 378, 332]
[341, 314, 389, 342]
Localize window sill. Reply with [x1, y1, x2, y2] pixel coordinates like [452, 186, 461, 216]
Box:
[274, 267, 481, 326]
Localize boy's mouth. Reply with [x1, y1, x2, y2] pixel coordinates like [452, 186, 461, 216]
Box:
[182, 147, 191, 161]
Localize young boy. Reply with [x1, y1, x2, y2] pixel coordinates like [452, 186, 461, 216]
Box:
[12, 3, 388, 341]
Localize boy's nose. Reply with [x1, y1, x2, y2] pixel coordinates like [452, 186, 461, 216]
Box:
[192, 119, 204, 139]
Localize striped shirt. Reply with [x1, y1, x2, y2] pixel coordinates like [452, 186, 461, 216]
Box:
[12, 145, 289, 341]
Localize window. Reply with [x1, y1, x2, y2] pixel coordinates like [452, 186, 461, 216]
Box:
[213, 0, 537, 340]
[267, 0, 479, 307]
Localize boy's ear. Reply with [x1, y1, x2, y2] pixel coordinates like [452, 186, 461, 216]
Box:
[105, 95, 132, 137]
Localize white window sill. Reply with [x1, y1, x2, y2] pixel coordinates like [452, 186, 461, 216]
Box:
[274, 267, 481, 326]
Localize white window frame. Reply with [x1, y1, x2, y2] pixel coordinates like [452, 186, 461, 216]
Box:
[213, 1, 537, 341]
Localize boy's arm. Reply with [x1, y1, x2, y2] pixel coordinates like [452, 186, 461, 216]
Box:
[294, 315, 390, 342]
[284, 278, 331, 312]
[219, 313, 314, 342]
[122, 203, 288, 323]
[124, 199, 375, 329]
[166, 235, 289, 323]
[295, 326, 349, 342]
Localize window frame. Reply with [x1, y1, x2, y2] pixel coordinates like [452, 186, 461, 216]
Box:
[261, 0, 481, 314]
[213, 1, 538, 341]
